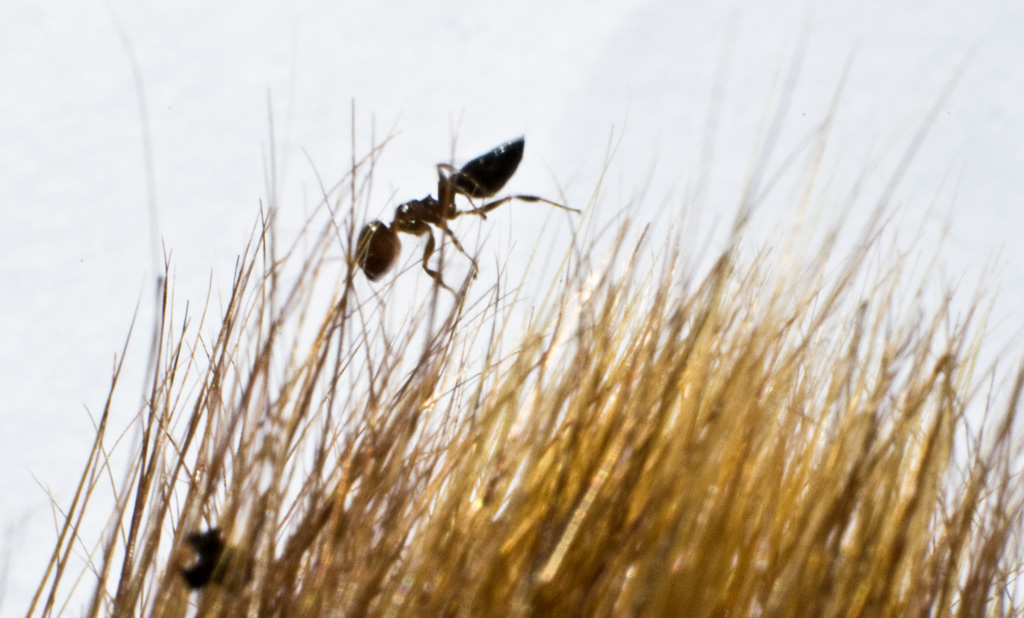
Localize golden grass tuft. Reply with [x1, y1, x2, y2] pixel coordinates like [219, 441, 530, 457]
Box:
[28, 136, 1024, 618]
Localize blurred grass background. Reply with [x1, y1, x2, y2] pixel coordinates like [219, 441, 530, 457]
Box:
[26, 125, 1024, 617]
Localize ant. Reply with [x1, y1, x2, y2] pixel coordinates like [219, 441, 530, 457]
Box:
[356, 137, 579, 292]
[181, 528, 227, 590]
[180, 528, 252, 591]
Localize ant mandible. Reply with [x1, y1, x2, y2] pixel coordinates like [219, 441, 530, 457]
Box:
[356, 137, 579, 292]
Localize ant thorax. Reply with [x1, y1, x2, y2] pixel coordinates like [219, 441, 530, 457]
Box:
[394, 197, 445, 227]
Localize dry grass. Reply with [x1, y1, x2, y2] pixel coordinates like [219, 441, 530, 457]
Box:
[27, 131, 1024, 618]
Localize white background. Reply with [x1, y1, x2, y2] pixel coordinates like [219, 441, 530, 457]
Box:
[2, 1, 1023, 614]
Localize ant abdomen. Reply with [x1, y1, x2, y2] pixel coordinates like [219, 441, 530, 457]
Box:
[452, 136, 525, 199]
[356, 221, 401, 281]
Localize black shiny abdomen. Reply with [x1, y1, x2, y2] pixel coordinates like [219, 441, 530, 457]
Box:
[452, 137, 525, 199]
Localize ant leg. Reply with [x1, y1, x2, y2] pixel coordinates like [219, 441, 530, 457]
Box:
[438, 224, 479, 278]
[398, 219, 455, 292]
[437, 163, 488, 220]
[419, 233, 455, 293]
[454, 195, 580, 218]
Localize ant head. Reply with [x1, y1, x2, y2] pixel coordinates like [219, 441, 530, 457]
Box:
[356, 220, 401, 281]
